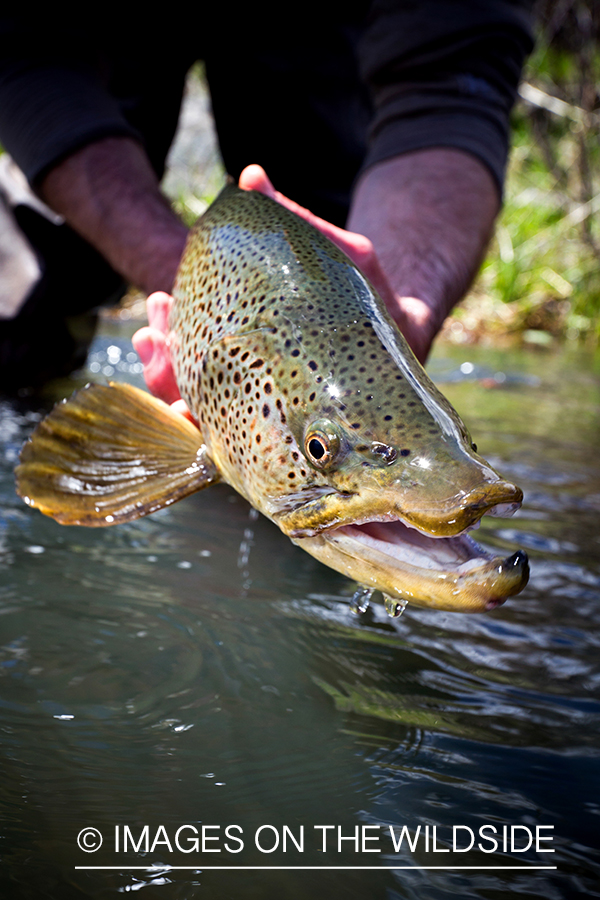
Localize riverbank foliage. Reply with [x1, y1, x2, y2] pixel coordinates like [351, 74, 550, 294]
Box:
[450, 0, 600, 348]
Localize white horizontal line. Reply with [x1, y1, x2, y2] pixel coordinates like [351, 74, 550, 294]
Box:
[75, 866, 558, 871]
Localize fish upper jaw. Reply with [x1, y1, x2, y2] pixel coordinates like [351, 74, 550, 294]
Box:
[275, 478, 523, 540]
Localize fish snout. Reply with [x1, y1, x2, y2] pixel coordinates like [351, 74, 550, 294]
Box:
[400, 478, 523, 537]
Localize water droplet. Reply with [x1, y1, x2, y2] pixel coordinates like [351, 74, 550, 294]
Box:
[384, 595, 408, 618]
[350, 586, 373, 615]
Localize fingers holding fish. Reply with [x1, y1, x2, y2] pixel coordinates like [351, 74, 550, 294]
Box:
[147, 291, 173, 335]
[132, 293, 197, 422]
[132, 322, 181, 406]
[238, 164, 278, 200]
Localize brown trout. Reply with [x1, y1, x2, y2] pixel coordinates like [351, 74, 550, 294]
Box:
[15, 184, 529, 613]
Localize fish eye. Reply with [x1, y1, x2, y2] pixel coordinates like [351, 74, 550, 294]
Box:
[304, 419, 341, 470]
[471, 442, 478, 453]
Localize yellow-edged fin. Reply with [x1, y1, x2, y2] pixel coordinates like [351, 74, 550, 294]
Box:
[15, 382, 220, 526]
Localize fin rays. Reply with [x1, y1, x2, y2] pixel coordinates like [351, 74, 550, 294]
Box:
[15, 382, 220, 526]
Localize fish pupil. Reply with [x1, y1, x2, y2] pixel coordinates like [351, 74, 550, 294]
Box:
[308, 438, 326, 460]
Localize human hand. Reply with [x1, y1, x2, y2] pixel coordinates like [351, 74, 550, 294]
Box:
[132, 164, 433, 415]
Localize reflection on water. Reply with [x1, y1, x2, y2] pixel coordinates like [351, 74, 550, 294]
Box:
[1, 332, 599, 899]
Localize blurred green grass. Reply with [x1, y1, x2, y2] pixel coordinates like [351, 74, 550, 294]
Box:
[461, 6, 600, 346]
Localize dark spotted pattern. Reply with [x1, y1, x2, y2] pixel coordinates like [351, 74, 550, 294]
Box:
[169, 185, 470, 519]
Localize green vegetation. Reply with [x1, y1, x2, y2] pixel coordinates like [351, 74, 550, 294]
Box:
[452, 2, 600, 346]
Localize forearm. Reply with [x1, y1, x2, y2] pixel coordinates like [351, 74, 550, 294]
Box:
[39, 137, 188, 294]
[347, 149, 500, 362]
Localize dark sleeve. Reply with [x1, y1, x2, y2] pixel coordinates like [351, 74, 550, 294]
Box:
[0, 19, 144, 187]
[358, 0, 535, 193]
[0, 17, 194, 188]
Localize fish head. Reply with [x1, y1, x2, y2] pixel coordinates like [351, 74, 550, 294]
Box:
[273, 317, 522, 539]
[243, 307, 528, 613]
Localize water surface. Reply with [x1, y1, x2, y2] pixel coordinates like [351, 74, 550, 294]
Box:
[1, 328, 599, 899]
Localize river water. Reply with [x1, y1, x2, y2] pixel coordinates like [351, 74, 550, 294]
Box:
[0, 325, 599, 899]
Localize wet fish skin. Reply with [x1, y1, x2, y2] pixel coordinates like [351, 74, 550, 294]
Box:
[15, 184, 529, 612]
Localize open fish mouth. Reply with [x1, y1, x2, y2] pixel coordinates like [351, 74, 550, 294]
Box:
[295, 511, 530, 614]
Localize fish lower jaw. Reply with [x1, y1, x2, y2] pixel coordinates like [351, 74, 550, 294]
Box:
[295, 518, 529, 613]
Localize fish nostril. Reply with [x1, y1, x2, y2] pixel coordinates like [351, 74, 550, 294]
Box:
[370, 442, 397, 465]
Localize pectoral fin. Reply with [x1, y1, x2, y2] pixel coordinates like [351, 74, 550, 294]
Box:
[15, 382, 220, 526]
